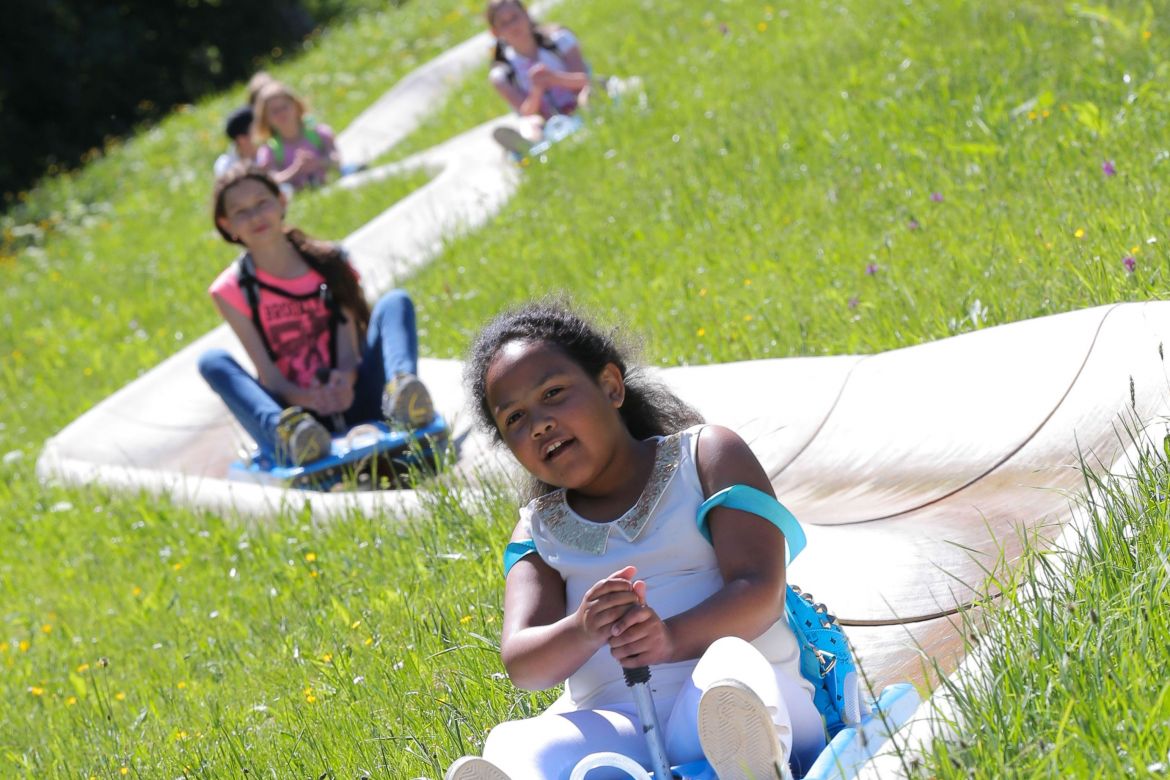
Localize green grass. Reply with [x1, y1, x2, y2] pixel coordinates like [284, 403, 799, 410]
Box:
[916, 436, 1170, 777]
[3, 0, 1170, 776]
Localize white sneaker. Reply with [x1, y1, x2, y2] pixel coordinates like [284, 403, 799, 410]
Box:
[698, 679, 793, 780]
[445, 756, 512, 780]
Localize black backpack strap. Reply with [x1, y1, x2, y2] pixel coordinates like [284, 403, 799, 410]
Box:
[238, 251, 349, 372]
[237, 254, 279, 365]
[492, 39, 517, 87]
[317, 281, 345, 370]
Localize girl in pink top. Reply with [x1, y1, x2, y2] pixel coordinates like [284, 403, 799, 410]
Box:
[444, 303, 825, 780]
[253, 81, 339, 191]
[199, 166, 433, 466]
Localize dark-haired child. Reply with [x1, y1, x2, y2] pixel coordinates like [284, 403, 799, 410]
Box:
[213, 106, 258, 179]
[445, 303, 825, 779]
[199, 166, 434, 465]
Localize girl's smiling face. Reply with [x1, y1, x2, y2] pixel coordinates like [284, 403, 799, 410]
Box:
[490, 2, 535, 50]
[264, 94, 302, 139]
[485, 339, 628, 493]
[217, 178, 284, 247]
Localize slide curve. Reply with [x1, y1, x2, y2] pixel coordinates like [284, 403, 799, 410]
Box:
[35, 13, 1170, 736]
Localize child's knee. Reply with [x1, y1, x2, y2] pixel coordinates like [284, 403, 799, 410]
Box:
[371, 288, 414, 321]
[481, 718, 525, 765]
[197, 349, 233, 381]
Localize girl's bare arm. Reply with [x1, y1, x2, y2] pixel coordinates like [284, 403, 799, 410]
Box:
[500, 522, 641, 690]
[491, 71, 529, 114]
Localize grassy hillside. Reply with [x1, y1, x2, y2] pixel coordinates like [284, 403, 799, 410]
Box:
[2, 0, 1169, 777]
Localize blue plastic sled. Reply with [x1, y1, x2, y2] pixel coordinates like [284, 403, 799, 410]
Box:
[571, 683, 920, 780]
[228, 415, 450, 491]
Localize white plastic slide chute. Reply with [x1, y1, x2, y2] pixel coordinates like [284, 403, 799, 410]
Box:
[34, 8, 1170, 776]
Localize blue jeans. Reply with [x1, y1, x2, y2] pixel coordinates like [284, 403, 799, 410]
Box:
[199, 289, 420, 458]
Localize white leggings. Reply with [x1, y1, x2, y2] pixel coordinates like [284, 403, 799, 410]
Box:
[482, 637, 825, 779]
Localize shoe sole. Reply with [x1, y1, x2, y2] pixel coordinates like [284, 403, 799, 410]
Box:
[385, 377, 435, 428]
[291, 421, 332, 465]
[698, 680, 789, 780]
[492, 127, 533, 157]
[445, 757, 511, 780]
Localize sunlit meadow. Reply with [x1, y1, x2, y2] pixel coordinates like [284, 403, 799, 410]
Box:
[3, 0, 1170, 776]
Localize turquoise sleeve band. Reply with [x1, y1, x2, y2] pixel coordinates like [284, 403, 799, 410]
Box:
[696, 485, 807, 564]
[503, 539, 538, 578]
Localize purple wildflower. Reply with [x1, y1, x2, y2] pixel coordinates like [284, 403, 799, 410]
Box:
[908, 218, 920, 231]
[848, 295, 860, 309]
[1124, 255, 1136, 273]
[865, 263, 880, 275]
[930, 192, 944, 203]
[1102, 160, 1117, 177]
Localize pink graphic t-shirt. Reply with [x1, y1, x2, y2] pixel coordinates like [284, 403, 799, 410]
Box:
[209, 256, 356, 389]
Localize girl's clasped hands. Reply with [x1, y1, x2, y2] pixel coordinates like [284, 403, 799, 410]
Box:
[577, 565, 674, 668]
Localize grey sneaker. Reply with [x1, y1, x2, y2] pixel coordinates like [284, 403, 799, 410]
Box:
[444, 757, 511, 780]
[381, 372, 435, 428]
[274, 407, 332, 466]
[492, 126, 533, 158]
[698, 679, 793, 780]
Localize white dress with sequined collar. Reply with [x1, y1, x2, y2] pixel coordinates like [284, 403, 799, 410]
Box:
[518, 425, 809, 712]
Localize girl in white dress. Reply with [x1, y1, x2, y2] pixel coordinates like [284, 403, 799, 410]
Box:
[446, 302, 826, 779]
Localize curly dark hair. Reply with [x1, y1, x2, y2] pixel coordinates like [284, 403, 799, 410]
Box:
[211, 164, 371, 340]
[466, 299, 704, 444]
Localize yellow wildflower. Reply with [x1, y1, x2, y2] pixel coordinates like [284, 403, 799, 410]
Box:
[172, 562, 183, 572]
[132, 586, 143, 597]
[114, 692, 126, 701]
[363, 637, 373, 646]
[41, 624, 52, 635]
[77, 663, 90, 673]
[29, 686, 45, 696]
[321, 653, 333, 664]
[696, 328, 706, 337]
[304, 552, 317, 562]
[66, 696, 77, 706]
[177, 681, 187, 689]
[699, 288, 707, 297]
[743, 315, 753, 322]
[757, 21, 767, 31]
[18, 640, 29, 653]
[350, 620, 361, 630]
